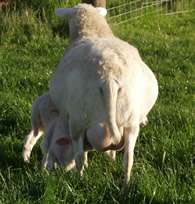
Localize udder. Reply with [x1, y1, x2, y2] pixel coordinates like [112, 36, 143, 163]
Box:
[86, 123, 112, 152]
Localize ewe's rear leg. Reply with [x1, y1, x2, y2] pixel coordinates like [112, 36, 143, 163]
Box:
[22, 130, 43, 162]
[123, 125, 139, 192]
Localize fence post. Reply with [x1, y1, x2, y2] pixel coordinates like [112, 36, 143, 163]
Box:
[82, 0, 106, 8]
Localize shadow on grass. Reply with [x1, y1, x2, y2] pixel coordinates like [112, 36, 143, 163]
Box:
[51, 19, 69, 39]
[0, 138, 42, 171]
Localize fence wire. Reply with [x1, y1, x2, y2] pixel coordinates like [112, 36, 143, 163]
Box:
[37, 0, 193, 24]
[106, 0, 195, 24]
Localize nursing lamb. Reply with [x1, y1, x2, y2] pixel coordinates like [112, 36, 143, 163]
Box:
[41, 116, 76, 171]
[22, 92, 59, 162]
[50, 4, 158, 191]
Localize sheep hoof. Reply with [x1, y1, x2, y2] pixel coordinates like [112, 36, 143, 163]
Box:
[22, 150, 30, 163]
[123, 184, 130, 195]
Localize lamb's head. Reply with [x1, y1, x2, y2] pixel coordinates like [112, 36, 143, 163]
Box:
[55, 4, 114, 43]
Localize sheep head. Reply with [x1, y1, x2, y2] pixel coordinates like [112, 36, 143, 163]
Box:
[55, 4, 114, 43]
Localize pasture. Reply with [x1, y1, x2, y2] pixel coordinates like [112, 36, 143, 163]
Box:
[0, 2, 194, 203]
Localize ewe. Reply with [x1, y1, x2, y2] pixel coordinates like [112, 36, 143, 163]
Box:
[49, 4, 158, 190]
[22, 92, 59, 162]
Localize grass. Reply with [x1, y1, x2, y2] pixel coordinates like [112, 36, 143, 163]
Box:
[0, 2, 194, 203]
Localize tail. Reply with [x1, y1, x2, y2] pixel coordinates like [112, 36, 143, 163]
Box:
[100, 79, 121, 145]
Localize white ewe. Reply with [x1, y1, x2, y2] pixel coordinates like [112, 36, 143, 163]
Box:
[22, 92, 59, 162]
[49, 4, 158, 191]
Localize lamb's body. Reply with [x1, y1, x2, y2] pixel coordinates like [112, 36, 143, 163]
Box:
[50, 4, 158, 189]
[41, 116, 75, 171]
[22, 92, 59, 162]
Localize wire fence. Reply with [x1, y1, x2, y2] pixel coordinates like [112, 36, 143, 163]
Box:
[106, 0, 195, 24]
[1, 1, 194, 24]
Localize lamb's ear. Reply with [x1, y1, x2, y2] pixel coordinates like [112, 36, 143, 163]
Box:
[96, 7, 107, 17]
[55, 8, 75, 18]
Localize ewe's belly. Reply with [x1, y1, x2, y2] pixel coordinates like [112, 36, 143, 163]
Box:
[86, 123, 111, 151]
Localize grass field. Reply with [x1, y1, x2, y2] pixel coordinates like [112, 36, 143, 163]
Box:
[0, 2, 194, 203]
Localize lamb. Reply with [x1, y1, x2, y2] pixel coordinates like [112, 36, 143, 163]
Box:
[41, 116, 76, 171]
[22, 92, 59, 162]
[49, 4, 158, 191]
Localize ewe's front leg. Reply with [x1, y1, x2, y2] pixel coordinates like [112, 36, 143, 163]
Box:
[84, 151, 88, 167]
[123, 125, 139, 193]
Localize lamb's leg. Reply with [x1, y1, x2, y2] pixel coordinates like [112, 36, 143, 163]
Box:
[65, 161, 76, 171]
[84, 151, 88, 167]
[40, 140, 48, 169]
[46, 150, 55, 171]
[40, 136, 54, 171]
[72, 135, 85, 176]
[41, 154, 48, 169]
[104, 150, 116, 160]
[123, 125, 139, 194]
[22, 130, 43, 162]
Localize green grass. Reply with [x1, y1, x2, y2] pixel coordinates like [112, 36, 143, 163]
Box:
[0, 3, 194, 203]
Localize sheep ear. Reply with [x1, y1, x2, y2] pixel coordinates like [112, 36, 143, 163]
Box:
[96, 7, 107, 16]
[55, 8, 75, 18]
